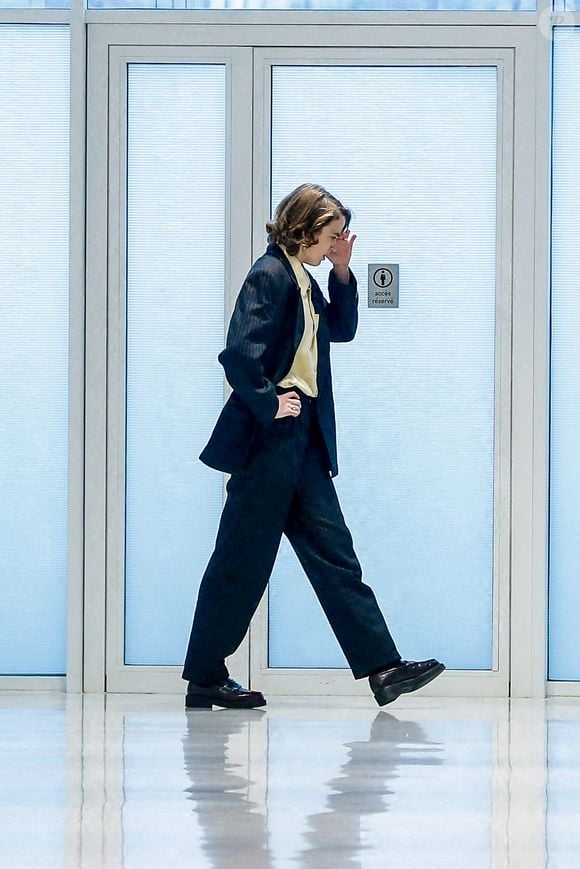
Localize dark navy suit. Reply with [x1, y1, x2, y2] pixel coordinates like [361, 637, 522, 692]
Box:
[198, 243, 353, 477]
[183, 244, 400, 686]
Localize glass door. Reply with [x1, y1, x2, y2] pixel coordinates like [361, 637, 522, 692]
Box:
[548, 30, 580, 692]
[87, 26, 538, 696]
[87, 32, 253, 691]
[250, 45, 518, 697]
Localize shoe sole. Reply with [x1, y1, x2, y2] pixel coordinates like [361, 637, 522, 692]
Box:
[185, 695, 267, 710]
[374, 663, 446, 707]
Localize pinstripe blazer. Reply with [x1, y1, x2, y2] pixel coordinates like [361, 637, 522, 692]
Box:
[199, 243, 358, 477]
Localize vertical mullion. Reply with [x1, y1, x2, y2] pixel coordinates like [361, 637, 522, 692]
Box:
[67, 0, 87, 692]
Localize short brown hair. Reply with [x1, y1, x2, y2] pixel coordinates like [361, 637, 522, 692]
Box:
[266, 184, 351, 255]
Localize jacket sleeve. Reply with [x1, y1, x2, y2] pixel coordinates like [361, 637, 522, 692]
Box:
[217, 266, 285, 426]
[325, 267, 359, 342]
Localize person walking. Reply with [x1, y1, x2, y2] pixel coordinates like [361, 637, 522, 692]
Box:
[183, 183, 445, 709]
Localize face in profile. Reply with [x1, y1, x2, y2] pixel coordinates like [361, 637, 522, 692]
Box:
[298, 217, 346, 267]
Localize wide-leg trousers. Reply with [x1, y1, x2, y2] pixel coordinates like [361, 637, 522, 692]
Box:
[182, 388, 401, 686]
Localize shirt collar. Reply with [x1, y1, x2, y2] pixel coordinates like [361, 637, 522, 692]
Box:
[279, 244, 311, 295]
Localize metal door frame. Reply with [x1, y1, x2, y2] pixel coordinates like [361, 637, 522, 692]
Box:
[248, 26, 545, 698]
[86, 30, 254, 691]
[83, 23, 549, 697]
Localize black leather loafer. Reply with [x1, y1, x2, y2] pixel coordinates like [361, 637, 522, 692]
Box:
[369, 659, 445, 707]
[185, 677, 267, 710]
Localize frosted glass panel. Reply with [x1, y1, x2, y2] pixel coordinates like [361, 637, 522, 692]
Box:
[0, 0, 68, 7]
[0, 26, 69, 675]
[125, 65, 226, 665]
[548, 30, 580, 682]
[88, 0, 535, 11]
[269, 66, 497, 670]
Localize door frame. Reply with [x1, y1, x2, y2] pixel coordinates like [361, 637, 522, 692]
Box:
[84, 23, 548, 697]
[86, 31, 254, 691]
[251, 40, 518, 698]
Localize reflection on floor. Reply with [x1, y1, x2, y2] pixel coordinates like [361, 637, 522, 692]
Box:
[0, 694, 579, 867]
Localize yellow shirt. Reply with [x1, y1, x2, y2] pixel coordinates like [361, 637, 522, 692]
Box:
[277, 246, 319, 397]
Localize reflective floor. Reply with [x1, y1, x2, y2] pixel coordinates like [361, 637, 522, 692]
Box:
[0, 694, 579, 868]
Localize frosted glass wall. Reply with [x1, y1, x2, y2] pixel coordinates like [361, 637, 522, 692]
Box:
[124, 65, 226, 665]
[548, 29, 580, 682]
[0, 26, 69, 675]
[88, 0, 536, 11]
[0, 0, 68, 7]
[269, 65, 497, 670]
